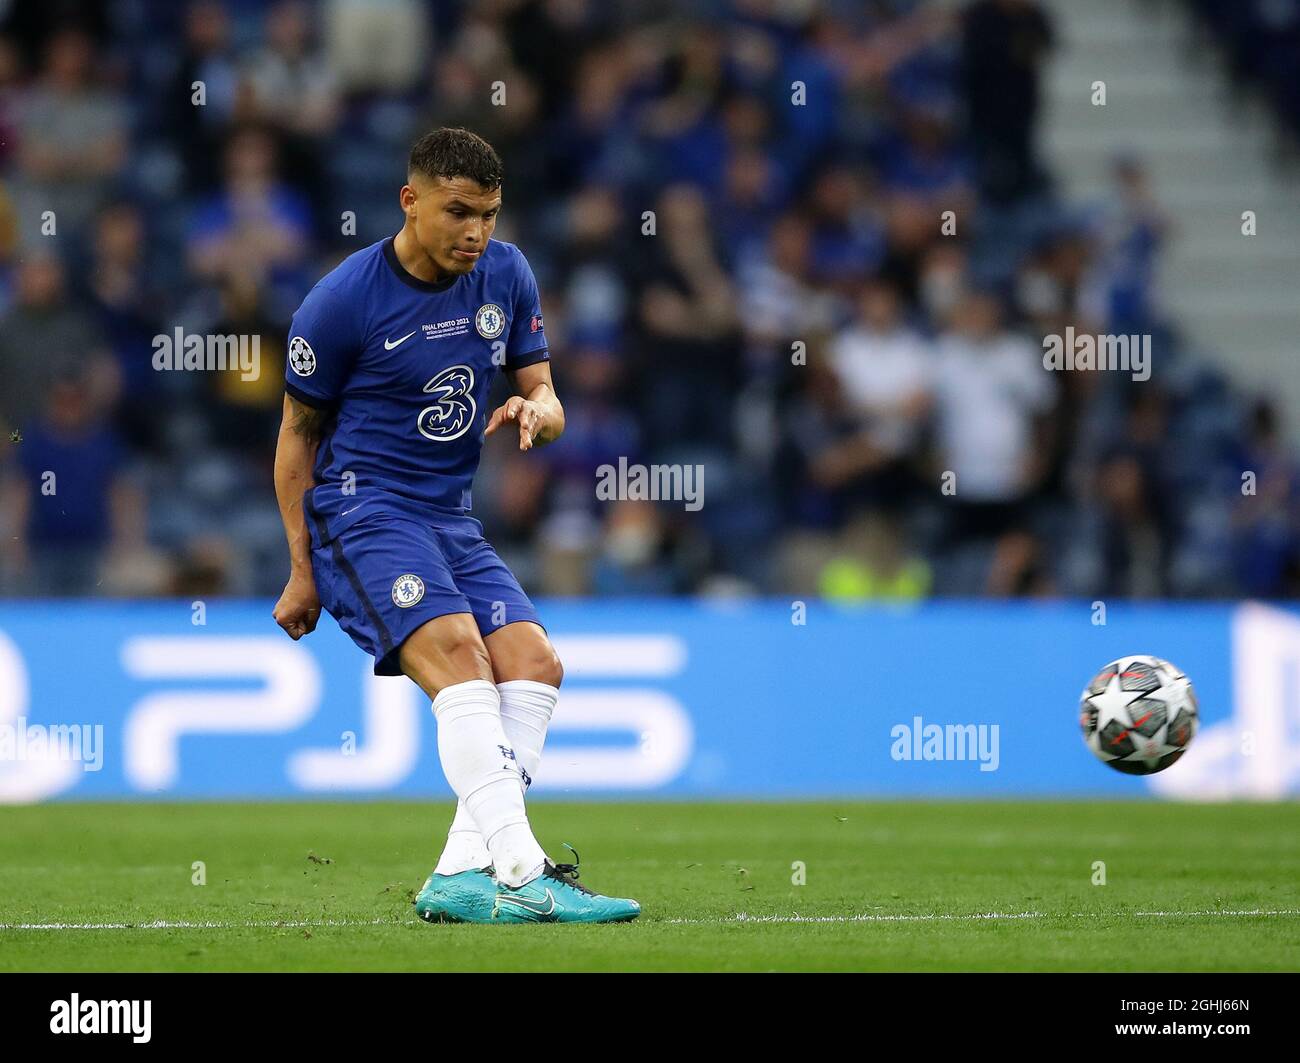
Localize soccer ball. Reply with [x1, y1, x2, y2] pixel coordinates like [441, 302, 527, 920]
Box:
[1079, 655, 1198, 775]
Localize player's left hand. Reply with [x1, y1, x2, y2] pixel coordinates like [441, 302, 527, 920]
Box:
[485, 396, 543, 451]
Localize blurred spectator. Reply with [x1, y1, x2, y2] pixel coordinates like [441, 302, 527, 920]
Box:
[323, 0, 428, 96]
[1187, 0, 1300, 137]
[163, 0, 242, 193]
[818, 511, 932, 602]
[878, 100, 974, 212]
[12, 27, 127, 243]
[806, 164, 886, 294]
[244, 0, 341, 218]
[716, 142, 781, 277]
[960, 0, 1054, 203]
[0, 254, 116, 438]
[931, 289, 1055, 590]
[1, 373, 143, 595]
[828, 278, 933, 500]
[205, 272, 287, 460]
[245, 1, 339, 139]
[83, 200, 167, 450]
[628, 183, 740, 453]
[1089, 449, 1172, 598]
[639, 29, 733, 194]
[740, 212, 840, 369]
[0, 35, 21, 173]
[592, 499, 689, 595]
[1230, 400, 1300, 597]
[557, 184, 630, 348]
[777, 356, 877, 530]
[1091, 155, 1171, 332]
[186, 124, 313, 317]
[168, 535, 237, 597]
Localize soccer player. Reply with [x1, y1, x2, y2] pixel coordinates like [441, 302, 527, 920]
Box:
[271, 128, 639, 924]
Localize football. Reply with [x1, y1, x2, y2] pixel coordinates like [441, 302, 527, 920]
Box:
[1079, 655, 1199, 775]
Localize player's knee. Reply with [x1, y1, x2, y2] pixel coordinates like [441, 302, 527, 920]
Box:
[488, 623, 564, 687]
[534, 645, 563, 688]
[400, 616, 493, 693]
[442, 630, 494, 680]
[510, 639, 564, 687]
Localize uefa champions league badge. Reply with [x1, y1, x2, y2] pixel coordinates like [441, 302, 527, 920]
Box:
[474, 303, 506, 339]
[288, 336, 316, 376]
[391, 574, 425, 608]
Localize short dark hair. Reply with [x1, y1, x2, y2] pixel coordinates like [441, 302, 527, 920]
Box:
[408, 128, 503, 189]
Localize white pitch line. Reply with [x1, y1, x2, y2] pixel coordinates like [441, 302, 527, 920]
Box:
[664, 911, 1047, 925]
[666, 908, 1300, 926]
[0, 918, 402, 931]
[1130, 909, 1300, 918]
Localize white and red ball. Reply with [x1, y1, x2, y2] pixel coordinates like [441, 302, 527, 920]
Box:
[1079, 655, 1198, 775]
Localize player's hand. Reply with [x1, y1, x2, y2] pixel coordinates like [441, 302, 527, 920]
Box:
[273, 570, 321, 640]
[485, 396, 543, 451]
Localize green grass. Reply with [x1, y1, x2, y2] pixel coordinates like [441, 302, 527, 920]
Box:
[0, 801, 1297, 971]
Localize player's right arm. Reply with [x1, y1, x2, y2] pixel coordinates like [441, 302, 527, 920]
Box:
[272, 282, 361, 639]
[272, 393, 327, 639]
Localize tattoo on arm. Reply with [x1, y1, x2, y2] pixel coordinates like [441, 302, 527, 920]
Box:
[287, 396, 329, 445]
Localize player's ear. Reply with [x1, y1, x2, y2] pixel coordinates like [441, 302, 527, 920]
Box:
[400, 183, 418, 217]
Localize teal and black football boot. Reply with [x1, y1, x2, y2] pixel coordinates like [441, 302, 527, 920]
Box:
[414, 866, 498, 924]
[491, 845, 641, 924]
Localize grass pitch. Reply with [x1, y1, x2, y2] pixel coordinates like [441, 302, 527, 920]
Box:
[0, 800, 1297, 972]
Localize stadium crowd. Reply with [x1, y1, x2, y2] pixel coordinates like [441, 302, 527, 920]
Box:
[1, 0, 1297, 601]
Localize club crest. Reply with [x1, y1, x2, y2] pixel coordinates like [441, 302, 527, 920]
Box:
[475, 303, 506, 339]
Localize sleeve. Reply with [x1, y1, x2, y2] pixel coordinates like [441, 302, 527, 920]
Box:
[284, 282, 363, 407]
[504, 250, 549, 371]
[1015, 341, 1056, 412]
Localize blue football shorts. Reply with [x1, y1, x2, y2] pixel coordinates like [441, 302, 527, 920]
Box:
[306, 504, 542, 676]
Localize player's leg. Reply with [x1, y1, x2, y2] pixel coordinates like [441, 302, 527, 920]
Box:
[431, 621, 560, 876]
[409, 606, 637, 922]
[442, 517, 639, 922]
[397, 613, 501, 920]
[486, 620, 562, 789]
[308, 511, 547, 920]
[398, 615, 547, 890]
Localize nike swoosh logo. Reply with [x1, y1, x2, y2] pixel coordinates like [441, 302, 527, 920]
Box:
[497, 888, 555, 917]
[384, 331, 417, 350]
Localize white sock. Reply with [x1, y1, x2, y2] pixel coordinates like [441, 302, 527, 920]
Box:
[430, 679, 546, 888]
[497, 680, 557, 792]
[434, 801, 490, 876]
[433, 681, 558, 877]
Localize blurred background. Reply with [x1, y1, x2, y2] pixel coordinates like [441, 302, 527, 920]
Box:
[2, 0, 1300, 806]
[2, 0, 1299, 605]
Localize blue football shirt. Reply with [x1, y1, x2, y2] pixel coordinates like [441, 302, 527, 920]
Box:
[284, 236, 548, 536]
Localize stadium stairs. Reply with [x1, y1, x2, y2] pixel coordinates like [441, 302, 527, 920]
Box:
[1039, 0, 1300, 435]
